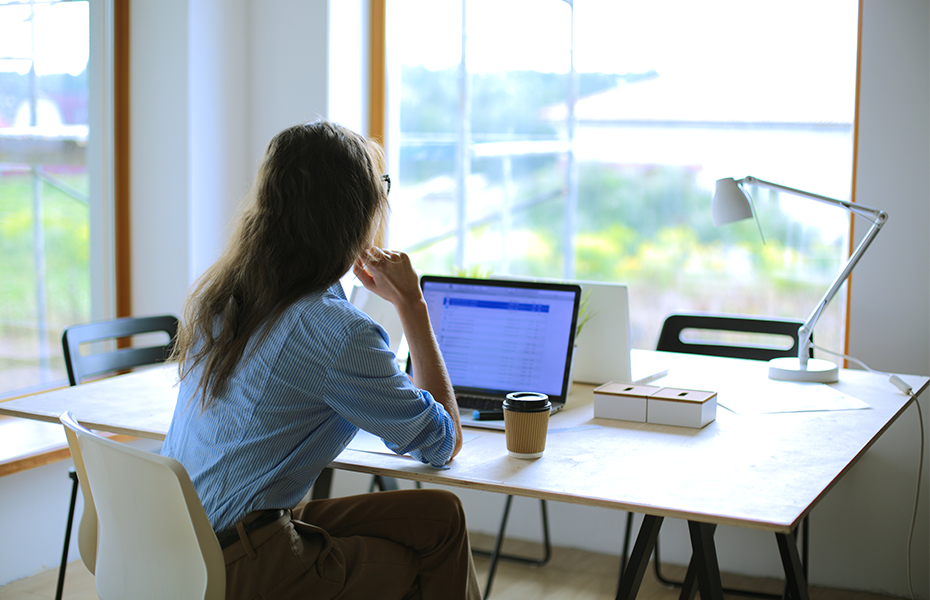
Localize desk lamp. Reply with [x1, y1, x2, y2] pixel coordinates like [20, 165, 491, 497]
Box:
[713, 176, 888, 383]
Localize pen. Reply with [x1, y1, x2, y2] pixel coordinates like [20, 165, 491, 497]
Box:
[472, 410, 504, 421]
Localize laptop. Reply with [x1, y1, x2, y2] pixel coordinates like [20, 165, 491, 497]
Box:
[407, 275, 582, 430]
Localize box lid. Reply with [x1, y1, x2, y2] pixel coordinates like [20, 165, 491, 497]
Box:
[593, 382, 662, 398]
[649, 387, 717, 404]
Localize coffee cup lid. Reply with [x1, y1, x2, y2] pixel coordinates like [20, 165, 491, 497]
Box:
[503, 391, 550, 412]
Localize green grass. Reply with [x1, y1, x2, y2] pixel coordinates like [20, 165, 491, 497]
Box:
[0, 169, 90, 394]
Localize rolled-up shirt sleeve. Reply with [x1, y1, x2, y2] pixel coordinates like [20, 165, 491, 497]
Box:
[320, 320, 456, 468]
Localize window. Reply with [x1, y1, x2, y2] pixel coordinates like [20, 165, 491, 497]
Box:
[0, 0, 104, 396]
[384, 0, 858, 354]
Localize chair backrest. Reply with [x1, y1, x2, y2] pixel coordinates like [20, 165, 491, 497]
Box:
[62, 315, 179, 385]
[656, 313, 812, 361]
[60, 412, 225, 600]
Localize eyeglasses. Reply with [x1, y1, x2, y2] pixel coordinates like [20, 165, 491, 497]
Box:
[381, 174, 391, 195]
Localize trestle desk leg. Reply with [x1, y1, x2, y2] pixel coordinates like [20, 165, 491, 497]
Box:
[776, 529, 811, 600]
[369, 475, 400, 492]
[678, 559, 699, 600]
[619, 512, 634, 575]
[616, 514, 663, 600]
[688, 521, 724, 600]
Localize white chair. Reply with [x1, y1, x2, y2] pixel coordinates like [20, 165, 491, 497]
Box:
[60, 412, 225, 600]
[60, 414, 98, 579]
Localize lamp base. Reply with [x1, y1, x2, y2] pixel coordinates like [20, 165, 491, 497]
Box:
[768, 357, 839, 383]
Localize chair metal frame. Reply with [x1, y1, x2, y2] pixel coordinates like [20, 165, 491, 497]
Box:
[471, 496, 551, 599]
[56, 315, 179, 600]
[630, 313, 811, 599]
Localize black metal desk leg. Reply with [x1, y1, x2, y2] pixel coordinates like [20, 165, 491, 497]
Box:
[311, 467, 334, 500]
[616, 514, 664, 600]
[620, 512, 635, 575]
[776, 530, 811, 600]
[677, 559, 699, 600]
[688, 521, 724, 600]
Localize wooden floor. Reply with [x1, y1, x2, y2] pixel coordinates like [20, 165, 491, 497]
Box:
[0, 533, 899, 600]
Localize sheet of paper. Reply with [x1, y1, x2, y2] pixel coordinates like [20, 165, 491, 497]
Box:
[715, 381, 870, 414]
[661, 365, 871, 415]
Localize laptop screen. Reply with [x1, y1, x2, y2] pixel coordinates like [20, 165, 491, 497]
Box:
[418, 276, 581, 401]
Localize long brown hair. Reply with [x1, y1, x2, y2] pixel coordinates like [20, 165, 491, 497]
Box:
[172, 121, 388, 408]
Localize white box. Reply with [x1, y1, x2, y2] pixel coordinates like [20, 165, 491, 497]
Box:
[647, 387, 717, 428]
[593, 382, 660, 422]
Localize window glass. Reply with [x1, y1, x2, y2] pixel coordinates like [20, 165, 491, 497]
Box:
[386, 0, 858, 354]
[0, 0, 90, 395]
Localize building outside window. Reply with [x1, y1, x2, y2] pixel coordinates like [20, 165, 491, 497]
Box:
[384, 0, 858, 354]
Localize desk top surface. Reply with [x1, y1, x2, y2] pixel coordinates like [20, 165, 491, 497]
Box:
[2, 350, 925, 533]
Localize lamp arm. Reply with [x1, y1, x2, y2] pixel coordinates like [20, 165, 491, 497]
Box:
[796, 209, 888, 367]
[735, 176, 888, 367]
[738, 176, 885, 224]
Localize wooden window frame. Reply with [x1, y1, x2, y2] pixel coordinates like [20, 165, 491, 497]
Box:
[115, 0, 131, 319]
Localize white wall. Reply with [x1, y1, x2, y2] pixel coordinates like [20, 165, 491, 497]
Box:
[1, 1, 927, 596]
[249, 0, 330, 164]
[188, 0, 251, 283]
[129, 0, 192, 320]
[328, 0, 369, 133]
[837, 0, 930, 593]
[131, 0, 341, 320]
[0, 457, 79, 584]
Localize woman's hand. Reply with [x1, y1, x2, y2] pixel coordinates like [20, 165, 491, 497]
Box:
[353, 248, 422, 307]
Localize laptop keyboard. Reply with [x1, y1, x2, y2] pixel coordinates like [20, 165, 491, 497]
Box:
[456, 395, 502, 411]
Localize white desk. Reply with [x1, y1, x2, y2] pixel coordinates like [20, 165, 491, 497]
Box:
[2, 351, 925, 599]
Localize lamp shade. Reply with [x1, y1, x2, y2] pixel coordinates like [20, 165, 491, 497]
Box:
[712, 177, 754, 226]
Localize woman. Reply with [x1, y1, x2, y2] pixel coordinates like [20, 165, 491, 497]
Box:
[161, 120, 480, 600]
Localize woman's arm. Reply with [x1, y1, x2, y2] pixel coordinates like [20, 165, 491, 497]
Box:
[353, 248, 463, 459]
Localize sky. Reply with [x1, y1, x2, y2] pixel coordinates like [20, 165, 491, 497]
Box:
[0, 0, 858, 83]
[390, 0, 858, 87]
[0, 1, 89, 76]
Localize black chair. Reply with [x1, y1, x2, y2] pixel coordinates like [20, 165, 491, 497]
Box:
[55, 315, 179, 600]
[62, 315, 179, 386]
[626, 313, 810, 599]
[656, 313, 811, 363]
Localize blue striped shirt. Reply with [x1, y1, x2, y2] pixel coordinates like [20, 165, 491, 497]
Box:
[161, 283, 456, 531]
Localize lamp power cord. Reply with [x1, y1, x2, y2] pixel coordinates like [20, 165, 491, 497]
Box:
[814, 344, 924, 600]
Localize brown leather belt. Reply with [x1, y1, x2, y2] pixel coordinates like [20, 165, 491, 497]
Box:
[215, 509, 287, 549]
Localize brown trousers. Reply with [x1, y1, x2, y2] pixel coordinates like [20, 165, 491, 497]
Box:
[222, 488, 481, 600]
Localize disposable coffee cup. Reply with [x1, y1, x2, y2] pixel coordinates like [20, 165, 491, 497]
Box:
[503, 392, 551, 459]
